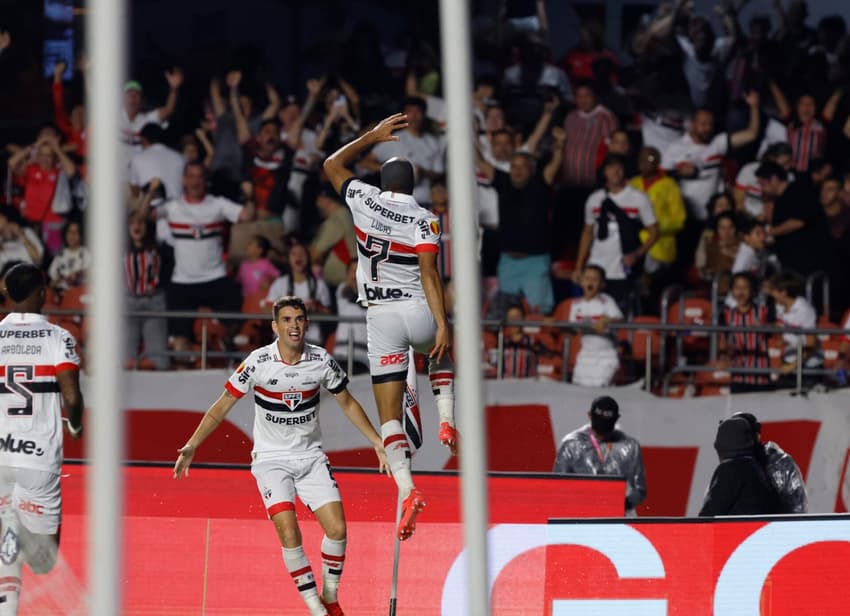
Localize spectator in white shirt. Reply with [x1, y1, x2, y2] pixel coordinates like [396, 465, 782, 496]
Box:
[569, 264, 623, 387]
[575, 154, 659, 311]
[0, 206, 43, 274]
[121, 69, 183, 167]
[48, 220, 91, 293]
[360, 97, 444, 205]
[128, 124, 185, 202]
[732, 217, 778, 278]
[733, 142, 794, 221]
[765, 271, 823, 371]
[662, 91, 761, 224]
[153, 161, 255, 354]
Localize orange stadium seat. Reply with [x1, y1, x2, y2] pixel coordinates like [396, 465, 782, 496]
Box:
[695, 368, 731, 397]
[666, 297, 713, 361]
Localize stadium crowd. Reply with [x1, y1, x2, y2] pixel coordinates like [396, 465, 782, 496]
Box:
[1, 0, 850, 391]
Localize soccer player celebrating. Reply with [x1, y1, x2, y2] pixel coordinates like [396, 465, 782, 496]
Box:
[173, 296, 388, 616]
[0, 263, 84, 612]
[323, 113, 458, 541]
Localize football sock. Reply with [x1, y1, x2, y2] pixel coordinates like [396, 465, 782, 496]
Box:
[320, 536, 346, 603]
[282, 546, 325, 616]
[381, 420, 414, 497]
[428, 357, 455, 426]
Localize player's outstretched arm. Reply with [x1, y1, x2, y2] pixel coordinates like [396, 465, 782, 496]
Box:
[418, 252, 451, 363]
[173, 391, 239, 479]
[323, 113, 409, 194]
[334, 388, 391, 476]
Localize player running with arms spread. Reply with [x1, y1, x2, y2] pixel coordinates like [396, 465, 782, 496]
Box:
[0, 263, 84, 614]
[173, 296, 388, 616]
[323, 113, 458, 541]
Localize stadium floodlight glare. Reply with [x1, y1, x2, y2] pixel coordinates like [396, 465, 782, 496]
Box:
[86, 0, 127, 613]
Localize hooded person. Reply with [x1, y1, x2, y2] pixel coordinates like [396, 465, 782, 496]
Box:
[732, 412, 808, 513]
[699, 417, 781, 516]
[553, 396, 646, 515]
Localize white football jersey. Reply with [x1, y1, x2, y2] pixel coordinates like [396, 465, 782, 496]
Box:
[342, 178, 440, 305]
[662, 132, 729, 221]
[568, 293, 623, 354]
[776, 297, 817, 349]
[225, 342, 349, 461]
[0, 313, 80, 472]
[158, 195, 243, 284]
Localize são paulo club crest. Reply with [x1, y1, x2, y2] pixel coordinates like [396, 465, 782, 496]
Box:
[0, 526, 19, 565]
[283, 392, 302, 411]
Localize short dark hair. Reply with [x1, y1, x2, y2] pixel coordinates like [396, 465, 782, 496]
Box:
[402, 96, 427, 113]
[809, 158, 831, 175]
[252, 235, 271, 257]
[3, 263, 45, 303]
[706, 191, 733, 217]
[601, 153, 627, 171]
[738, 216, 764, 236]
[755, 160, 788, 182]
[62, 219, 82, 244]
[258, 118, 282, 132]
[713, 211, 738, 232]
[139, 123, 165, 144]
[768, 271, 805, 298]
[183, 160, 207, 177]
[380, 157, 415, 194]
[583, 263, 607, 283]
[762, 142, 792, 161]
[490, 128, 513, 141]
[272, 295, 308, 321]
[730, 271, 757, 294]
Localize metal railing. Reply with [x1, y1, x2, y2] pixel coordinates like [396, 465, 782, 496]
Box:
[22, 306, 848, 396]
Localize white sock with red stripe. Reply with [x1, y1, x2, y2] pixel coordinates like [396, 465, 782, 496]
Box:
[282, 546, 325, 616]
[428, 359, 455, 426]
[320, 536, 346, 603]
[381, 420, 414, 497]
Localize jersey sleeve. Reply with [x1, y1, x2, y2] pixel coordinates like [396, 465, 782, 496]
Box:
[713, 133, 730, 157]
[225, 354, 257, 398]
[605, 297, 624, 320]
[414, 214, 441, 253]
[53, 326, 81, 373]
[321, 351, 349, 395]
[341, 178, 379, 215]
[584, 191, 601, 226]
[215, 196, 244, 224]
[660, 142, 681, 171]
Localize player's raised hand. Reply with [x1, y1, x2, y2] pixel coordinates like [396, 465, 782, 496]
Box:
[367, 113, 408, 144]
[173, 444, 195, 479]
[374, 445, 392, 477]
[430, 324, 452, 364]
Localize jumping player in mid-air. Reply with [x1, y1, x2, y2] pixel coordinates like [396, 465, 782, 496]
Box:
[323, 113, 458, 541]
[174, 296, 389, 616]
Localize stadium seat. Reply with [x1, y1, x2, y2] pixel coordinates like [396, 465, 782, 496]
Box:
[618, 315, 661, 363]
[235, 291, 268, 352]
[666, 297, 713, 362]
[818, 315, 838, 342]
[694, 368, 731, 397]
[540, 298, 574, 353]
[823, 339, 843, 369]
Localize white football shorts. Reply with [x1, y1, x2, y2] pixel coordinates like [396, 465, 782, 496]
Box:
[0, 468, 61, 535]
[251, 452, 341, 517]
[366, 299, 436, 381]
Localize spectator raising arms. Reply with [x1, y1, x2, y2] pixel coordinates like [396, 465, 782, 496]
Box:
[120, 69, 183, 167]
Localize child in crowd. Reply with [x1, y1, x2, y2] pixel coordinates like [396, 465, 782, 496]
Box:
[719, 272, 772, 392]
[486, 303, 540, 379]
[48, 220, 91, 293]
[265, 240, 331, 345]
[568, 264, 623, 387]
[765, 272, 823, 373]
[236, 235, 280, 297]
[732, 217, 777, 278]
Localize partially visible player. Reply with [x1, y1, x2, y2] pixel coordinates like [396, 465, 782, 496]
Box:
[0, 263, 84, 613]
[323, 113, 458, 541]
[174, 296, 388, 616]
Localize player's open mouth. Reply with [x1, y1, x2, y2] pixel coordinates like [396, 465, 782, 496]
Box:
[287, 330, 301, 339]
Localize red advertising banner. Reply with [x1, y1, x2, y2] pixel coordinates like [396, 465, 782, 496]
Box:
[22, 466, 850, 614]
[20, 465, 623, 615]
[543, 517, 850, 616]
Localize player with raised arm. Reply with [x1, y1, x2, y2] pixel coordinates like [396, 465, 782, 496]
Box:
[173, 296, 388, 616]
[0, 263, 84, 614]
[323, 113, 458, 541]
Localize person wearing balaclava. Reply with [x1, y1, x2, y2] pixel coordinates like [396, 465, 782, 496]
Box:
[699, 417, 781, 516]
[553, 396, 646, 515]
[731, 412, 808, 514]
